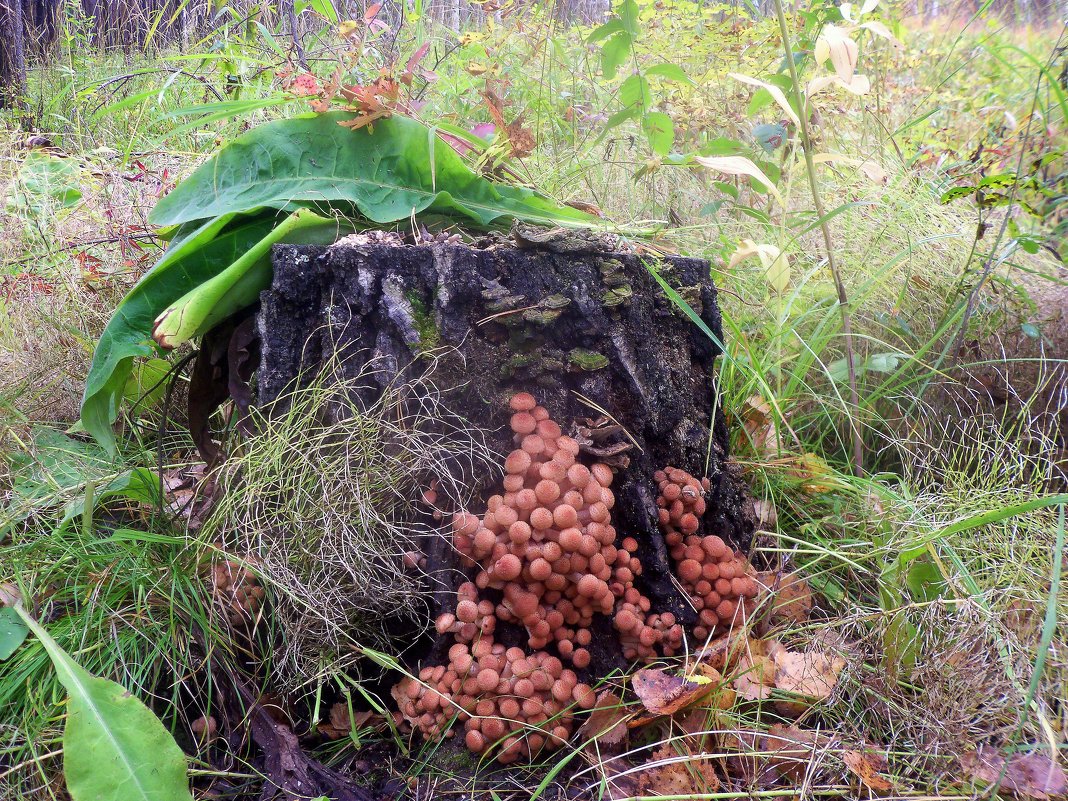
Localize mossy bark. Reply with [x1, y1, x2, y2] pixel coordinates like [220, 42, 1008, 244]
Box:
[259, 240, 755, 673]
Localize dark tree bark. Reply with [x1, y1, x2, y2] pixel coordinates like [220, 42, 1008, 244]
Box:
[0, 0, 27, 111]
[257, 240, 755, 675]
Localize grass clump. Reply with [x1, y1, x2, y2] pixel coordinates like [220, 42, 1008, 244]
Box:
[203, 354, 497, 687]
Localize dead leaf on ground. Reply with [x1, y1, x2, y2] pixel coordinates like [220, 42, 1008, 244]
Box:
[769, 573, 814, 625]
[577, 690, 631, 751]
[691, 663, 736, 711]
[1004, 598, 1044, 644]
[317, 702, 376, 740]
[960, 747, 1068, 799]
[739, 395, 782, 458]
[753, 497, 777, 528]
[843, 749, 894, 793]
[772, 648, 846, 716]
[761, 724, 829, 784]
[637, 744, 721, 796]
[632, 667, 715, 717]
[695, 628, 753, 672]
[733, 653, 776, 701]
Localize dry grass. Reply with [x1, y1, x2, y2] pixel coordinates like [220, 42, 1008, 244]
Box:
[203, 353, 498, 687]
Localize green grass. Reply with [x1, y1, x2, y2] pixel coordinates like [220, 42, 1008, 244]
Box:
[0, 1, 1065, 798]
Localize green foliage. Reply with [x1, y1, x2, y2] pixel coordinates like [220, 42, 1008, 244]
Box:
[5, 152, 83, 218]
[10, 606, 194, 801]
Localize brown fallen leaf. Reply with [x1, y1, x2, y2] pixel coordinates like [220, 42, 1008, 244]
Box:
[691, 663, 737, 711]
[761, 724, 829, 784]
[734, 653, 775, 701]
[843, 749, 894, 793]
[695, 628, 753, 672]
[317, 702, 375, 740]
[577, 690, 631, 751]
[772, 648, 846, 716]
[637, 744, 721, 796]
[753, 497, 778, 529]
[632, 667, 715, 717]
[740, 395, 781, 458]
[960, 746, 1068, 799]
[769, 573, 814, 625]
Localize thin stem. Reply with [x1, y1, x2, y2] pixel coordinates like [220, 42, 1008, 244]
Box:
[771, 0, 865, 476]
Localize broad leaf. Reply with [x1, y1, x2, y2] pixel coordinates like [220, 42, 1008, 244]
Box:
[695, 155, 783, 204]
[728, 73, 800, 126]
[600, 31, 632, 80]
[149, 112, 600, 230]
[814, 25, 859, 83]
[13, 606, 194, 801]
[645, 62, 694, 84]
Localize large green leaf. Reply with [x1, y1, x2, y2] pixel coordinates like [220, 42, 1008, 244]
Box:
[13, 605, 194, 801]
[80, 213, 282, 452]
[148, 112, 600, 229]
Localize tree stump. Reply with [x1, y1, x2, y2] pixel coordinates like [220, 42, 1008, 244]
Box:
[257, 236, 755, 676]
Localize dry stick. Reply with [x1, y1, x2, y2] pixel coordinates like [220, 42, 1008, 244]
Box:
[772, 0, 864, 477]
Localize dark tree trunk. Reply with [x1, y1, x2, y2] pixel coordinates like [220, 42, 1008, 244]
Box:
[0, 0, 27, 111]
[257, 240, 755, 675]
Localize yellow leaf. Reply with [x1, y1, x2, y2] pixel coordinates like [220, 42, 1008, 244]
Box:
[696, 155, 783, 205]
[337, 19, 362, 37]
[859, 19, 900, 45]
[728, 73, 800, 127]
[815, 25, 859, 83]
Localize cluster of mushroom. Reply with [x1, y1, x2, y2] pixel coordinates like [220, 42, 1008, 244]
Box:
[396, 394, 760, 763]
[656, 467, 759, 640]
[393, 638, 596, 763]
[448, 391, 648, 669]
[206, 549, 264, 627]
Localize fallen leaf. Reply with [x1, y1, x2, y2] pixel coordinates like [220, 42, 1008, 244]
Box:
[786, 452, 840, 494]
[762, 724, 828, 784]
[317, 702, 375, 740]
[769, 573, 814, 625]
[772, 649, 846, 716]
[739, 395, 782, 458]
[753, 498, 777, 528]
[638, 744, 721, 795]
[695, 627, 752, 672]
[961, 747, 1068, 799]
[577, 690, 631, 751]
[1004, 598, 1044, 643]
[632, 668, 715, 716]
[691, 664, 737, 711]
[843, 749, 894, 792]
[733, 653, 776, 702]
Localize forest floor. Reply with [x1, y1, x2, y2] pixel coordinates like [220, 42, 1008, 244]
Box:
[0, 4, 1066, 800]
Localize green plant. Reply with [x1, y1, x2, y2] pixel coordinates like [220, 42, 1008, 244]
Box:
[80, 110, 603, 453]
